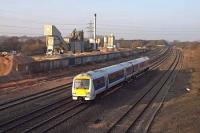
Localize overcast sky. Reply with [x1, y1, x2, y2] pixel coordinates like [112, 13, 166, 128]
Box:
[0, 0, 200, 41]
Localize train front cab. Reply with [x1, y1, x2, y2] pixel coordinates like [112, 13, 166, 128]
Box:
[72, 74, 95, 101]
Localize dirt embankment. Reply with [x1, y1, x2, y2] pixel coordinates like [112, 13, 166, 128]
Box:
[0, 55, 33, 82]
[150, 44, 200, 133]
[0, 56, 13, 76]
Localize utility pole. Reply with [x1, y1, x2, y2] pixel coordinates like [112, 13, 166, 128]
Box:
[94, 13, 97, 50]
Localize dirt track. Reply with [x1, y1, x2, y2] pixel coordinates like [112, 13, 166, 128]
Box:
[150, 44, 200, 133]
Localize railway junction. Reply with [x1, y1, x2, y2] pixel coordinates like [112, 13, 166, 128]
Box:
[0, 1, 200, 132]
[1, 44, 194, 133]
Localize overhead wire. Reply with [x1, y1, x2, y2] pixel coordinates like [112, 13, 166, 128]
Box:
[0, 9, 200, 37]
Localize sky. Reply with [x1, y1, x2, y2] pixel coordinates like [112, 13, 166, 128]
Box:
[0, 0, 200, 41]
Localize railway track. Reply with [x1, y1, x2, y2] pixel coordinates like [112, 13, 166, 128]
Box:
[106, 49, 181, 133]
[36, 48, 172, 133]
[0, 86, 123, 132]
[0, 47, 172, 133]
[28, 103, 91, 133]
[129, 50, 183, 133]
[0, 83, 72, 111]
[21, 86, 125, 133]
[150, 47, 172, 69]
[24, 50, 172, 133]
[0, 96, 73, 132]
[135, 47, 172, 79]
[0, 47, 170, 112]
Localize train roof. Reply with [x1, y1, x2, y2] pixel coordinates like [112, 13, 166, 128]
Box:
[74, 56, 149, 80]
[119, 61, 133, 67]
[87, 69, 107, 79]
[128, 57, 149, 65]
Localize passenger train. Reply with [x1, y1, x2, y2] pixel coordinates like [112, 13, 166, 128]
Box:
[72, 57, 150, 101]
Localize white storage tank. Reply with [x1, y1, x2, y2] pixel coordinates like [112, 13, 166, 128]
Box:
[104, 36, 108, 47]
[107, 34, 115, 48]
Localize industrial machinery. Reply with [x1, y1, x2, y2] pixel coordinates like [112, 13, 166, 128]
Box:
[72, 57, 150, 101]
[44, 25, 70, 55]
[70, 29, 85, 53]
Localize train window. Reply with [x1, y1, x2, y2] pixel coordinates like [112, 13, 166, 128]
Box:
[93, 77, 105, 90]
[133, 65, 137, 72]
[127, 66, 133, 74]
[108, 70, 124, 83]
[74, 79, 90, 89]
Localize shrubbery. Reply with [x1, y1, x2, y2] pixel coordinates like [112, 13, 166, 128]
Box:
[0, 36, 46, 56]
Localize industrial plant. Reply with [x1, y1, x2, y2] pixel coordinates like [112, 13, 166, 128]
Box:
[44, 14, 119, 56]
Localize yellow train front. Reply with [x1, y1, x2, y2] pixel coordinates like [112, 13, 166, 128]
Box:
[72, 73, 96, 101]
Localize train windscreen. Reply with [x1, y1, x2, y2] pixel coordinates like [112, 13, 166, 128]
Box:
[74, 79, 90, 89]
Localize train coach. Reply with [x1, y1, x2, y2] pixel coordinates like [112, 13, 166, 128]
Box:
[72, 57, 150, 101]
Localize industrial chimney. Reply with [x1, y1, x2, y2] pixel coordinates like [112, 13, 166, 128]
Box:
[94, 13, 97, 50]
